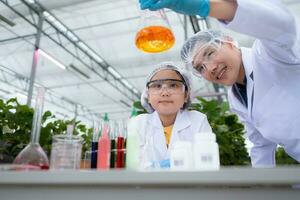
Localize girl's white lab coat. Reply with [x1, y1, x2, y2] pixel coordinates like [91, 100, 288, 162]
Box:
[224, 0, 300, 166]
[130, 110, 212, 168]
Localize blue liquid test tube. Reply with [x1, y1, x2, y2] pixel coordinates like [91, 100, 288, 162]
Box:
[91, 141, 98, 168]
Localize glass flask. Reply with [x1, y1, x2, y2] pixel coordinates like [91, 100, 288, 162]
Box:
[13, 87, 49, 170]
[135, 9, 175, 53]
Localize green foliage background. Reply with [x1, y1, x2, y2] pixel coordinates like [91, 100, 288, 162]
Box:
[189, 97, 250, 165]
[0, 98, 93, 163]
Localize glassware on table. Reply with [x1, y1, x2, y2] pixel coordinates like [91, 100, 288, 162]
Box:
[109, 121, 117, 168]
[116, 121, 126, 168]
[97, 114, 111, 170]
[13, 87, 49, 170]
[91, 122, 101, 169]
[81, 150, 94, 169]
[135, 9, 175, 53]
[50, 134, 83, 170]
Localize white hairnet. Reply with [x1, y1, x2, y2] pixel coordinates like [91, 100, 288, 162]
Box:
[141, 62, 192, 113]
[180, 29, 237, 71]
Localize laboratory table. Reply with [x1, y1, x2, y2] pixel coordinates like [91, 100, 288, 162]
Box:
[0, 167, 299, 200]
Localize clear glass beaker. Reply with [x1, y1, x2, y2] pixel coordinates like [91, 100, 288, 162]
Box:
[135, 9, 175, 53]
[50, 135, 83, 170]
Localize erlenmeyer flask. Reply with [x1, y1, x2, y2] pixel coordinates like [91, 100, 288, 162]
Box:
[135, 9, 175, 53]
[13, 87, 49, 170]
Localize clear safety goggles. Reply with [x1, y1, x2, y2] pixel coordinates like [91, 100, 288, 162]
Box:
[191, 40, 223, 77]
[146, 79, 186, 95]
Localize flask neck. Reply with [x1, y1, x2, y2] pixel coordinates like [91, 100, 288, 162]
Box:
[30, 88, 45, 144]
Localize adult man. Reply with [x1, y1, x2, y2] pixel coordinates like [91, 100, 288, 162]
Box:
[139, 0, 300, 166]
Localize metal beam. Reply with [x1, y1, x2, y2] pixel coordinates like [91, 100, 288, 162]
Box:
[183, 15, 188, 40]
[48, 74, 146, 89]
[27, 12, 43, 107]
[0, 64, 99, 123]
[0, 0, 141, 103]
[0, 14, 16, 26]
[1, 0, 100, 21]
[0, 23, 127, 111]
[189, 16, 201, 33]
[0, 34, 36, 44]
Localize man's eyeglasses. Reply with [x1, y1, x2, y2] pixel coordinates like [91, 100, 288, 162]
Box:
[192, 40, 222, 77]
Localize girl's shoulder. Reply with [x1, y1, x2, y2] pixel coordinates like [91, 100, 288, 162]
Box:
[184, 110, 208, 119]
[181, 110, 209, 125]
[130, 113, 152, 123]
[130, 112, 163, 129]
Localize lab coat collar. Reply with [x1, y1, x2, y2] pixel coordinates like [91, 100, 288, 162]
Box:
[240, 47, 254, 82]
[173, 110, 191, 132]
[148, 111, 163, 128]
[147, 110, 191, 131]
[146, 110, 192, 160]
[240, 47, 255, 118]
[228, 47, 254, 118]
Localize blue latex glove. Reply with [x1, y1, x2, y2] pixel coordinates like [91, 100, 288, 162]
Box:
[139, 0, 210, 17]
[151, 159, 170, 168]
[159, 159, 170, 168]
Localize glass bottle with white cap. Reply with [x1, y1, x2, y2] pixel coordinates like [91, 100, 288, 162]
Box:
[193, 132, 220, 170]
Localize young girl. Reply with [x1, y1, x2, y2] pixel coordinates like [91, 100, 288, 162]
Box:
[130, 62, 213, 169]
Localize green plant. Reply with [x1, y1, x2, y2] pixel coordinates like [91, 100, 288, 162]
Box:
[0, 98, 93, 163]
[189, 97, 250, 165]
[276, 147, 299, 165]
[133, 101, 147, 115]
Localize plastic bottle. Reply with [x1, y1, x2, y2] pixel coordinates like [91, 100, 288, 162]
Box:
[97, 113, 111, 170]
[126, 107, 139, 170]
[170, 141, 193, 170]
[193, 133, 220, 170]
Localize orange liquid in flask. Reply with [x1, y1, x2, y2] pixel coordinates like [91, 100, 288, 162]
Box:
[135, 26, 175, 53]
